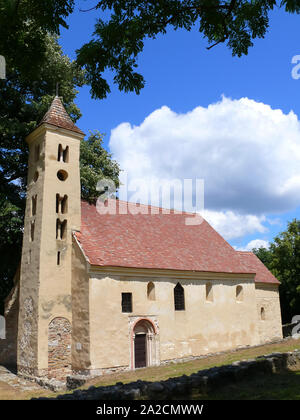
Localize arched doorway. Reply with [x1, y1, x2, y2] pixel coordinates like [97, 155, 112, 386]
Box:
[133, 319, 157, 369]
[48, 317, 71, 380]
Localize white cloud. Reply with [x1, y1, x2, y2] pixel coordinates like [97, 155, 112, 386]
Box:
[110, 96, 300, 239]
[202, 210, 267, 241]
[235, 239, 270, 252]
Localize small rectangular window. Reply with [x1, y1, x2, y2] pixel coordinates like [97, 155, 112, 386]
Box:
[122, 293, 132, 313]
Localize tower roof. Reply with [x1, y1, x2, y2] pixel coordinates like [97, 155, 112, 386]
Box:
[39, 96, 84, 135]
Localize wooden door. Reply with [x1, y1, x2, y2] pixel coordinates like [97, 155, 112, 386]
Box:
[134, 334, 147, 368]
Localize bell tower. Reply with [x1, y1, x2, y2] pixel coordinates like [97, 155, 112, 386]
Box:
[17, 97, 85, 379]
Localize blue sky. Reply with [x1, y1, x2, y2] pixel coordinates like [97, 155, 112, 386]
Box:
[59, 3, 300, 250]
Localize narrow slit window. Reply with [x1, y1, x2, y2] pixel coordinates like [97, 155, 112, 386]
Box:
[31, 195, 37, 216]
[174, 283, 185, 311]
[56, 194, 59, 213]
[63, 146, 69, 163]
[147, 282, 155, 301]
[58, 144, 63, 162]
[61, 195, 68, 214]
[57, 251, 61, 266]
[261, 307, 266, 320]
[33, 171, 39, 183]
[121, 293, 132, 313]
[30, 221, 35, 242]
[61, 220, 67, 239]
[206, 283, 213, 302]
[236, 285, 243, 302]
[56, 219, 60, 239]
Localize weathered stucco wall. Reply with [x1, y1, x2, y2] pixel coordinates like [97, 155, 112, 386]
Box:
[255, 283, 282, 343]
[71, 237, 91, 373]
[88, 269, 261, 372]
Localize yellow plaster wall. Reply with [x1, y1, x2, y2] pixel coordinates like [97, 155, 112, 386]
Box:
[255, 284, 283, 343]
[71, 237, 91, 372]
[88, 271, 261, 370]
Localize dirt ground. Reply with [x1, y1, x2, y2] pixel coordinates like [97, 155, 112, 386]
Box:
[0, 366, 52, 400]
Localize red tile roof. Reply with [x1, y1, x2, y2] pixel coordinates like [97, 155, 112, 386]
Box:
[75, 200, 269, 279]
[39, 96, 84, 135]
[237, 251, 279, 284]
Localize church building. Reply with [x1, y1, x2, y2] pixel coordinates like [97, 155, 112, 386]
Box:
[0, 97, 282, 382]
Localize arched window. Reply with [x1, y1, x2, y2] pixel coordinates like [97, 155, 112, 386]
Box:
[174, 283, 185, 311]
[236, 285, 243, 302]
[147, 282, 155, 301]
[58, 144, 69, 163]
[56, 219, 67, 240]
[261, 307, 266, 320]
[206, 283, 213, 302]
[56, 194, 68, 214]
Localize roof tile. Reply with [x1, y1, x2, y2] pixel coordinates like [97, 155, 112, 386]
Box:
[237, 251, 279, 284]
[76, 200, 264, 278]
[39, 96, 84, 135]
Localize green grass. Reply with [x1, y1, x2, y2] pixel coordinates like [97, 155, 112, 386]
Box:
[82, 337, 300, 390]
[1, 337, 300, 400]
[193, 369, 300, 400]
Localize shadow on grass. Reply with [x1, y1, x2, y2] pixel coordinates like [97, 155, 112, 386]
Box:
[192, 368, 300, 400]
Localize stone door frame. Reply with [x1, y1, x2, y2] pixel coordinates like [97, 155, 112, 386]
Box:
[129, 316, 159, 370]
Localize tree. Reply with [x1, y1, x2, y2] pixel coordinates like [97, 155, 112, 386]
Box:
[0, 34, 120, 313]
[253, 220, 300, 324]
[80, 130, 120, 201]
[0, 32, 85, 313]
[76, 0, 300, 99]
[0, 0, 75, 81]
[269, 220, 300, 324]
[252, 246, 273, 268]
[2, 1, 300, 100]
